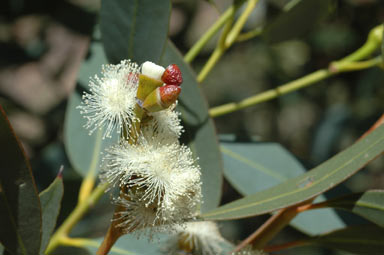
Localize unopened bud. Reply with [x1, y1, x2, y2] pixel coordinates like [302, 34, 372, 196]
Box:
[142, 85, 181, 113]
[136, 74, 164, 102]
[141, 61, 165, 80]
[161, 64, 183, 86]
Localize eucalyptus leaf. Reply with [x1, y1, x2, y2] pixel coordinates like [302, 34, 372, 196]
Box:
[263, 0, 334, 44]
[161, 41, 223, 212]
[323, 190, 384, 228]
[100, 0, 171, 64]
[202, 125, 384, 220]
[0, 106, 42, 255]
[309, 225, 384, 255]
[39, 176, 64, 254]
[82, 233, 169, 255]
[221, 139, 345, 235]
[73, 231, 233, 255]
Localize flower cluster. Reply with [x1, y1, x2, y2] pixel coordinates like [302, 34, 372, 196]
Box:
[164, 221, 231, 255]
[79, 60, 202, 236]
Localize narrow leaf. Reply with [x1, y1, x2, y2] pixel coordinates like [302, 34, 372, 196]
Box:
[161, 41, 223, 212]
[323, 190, 384, 227]
[263, 0, 334, 44]
[221, 139, 345, 235]
[0, 105, 42, 254]
[100, 0, 171, 64]
[202, 125, 384, 220]
[39, 175, 64, 254]
[309, 225, 384, 255]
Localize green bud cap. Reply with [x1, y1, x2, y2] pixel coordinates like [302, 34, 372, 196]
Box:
[142, 85, 181, 113]
[136, 74, 164, 102]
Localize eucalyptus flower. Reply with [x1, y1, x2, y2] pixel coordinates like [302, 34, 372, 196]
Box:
[231, 246, 268, 255]
[78, 60, 139, 139]
[164, 221, 230, 255]
[143, 105, 184, 140]
[100, 132, 202, 234]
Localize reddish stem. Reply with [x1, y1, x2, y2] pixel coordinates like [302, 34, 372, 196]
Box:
[96, 222, 123, 255]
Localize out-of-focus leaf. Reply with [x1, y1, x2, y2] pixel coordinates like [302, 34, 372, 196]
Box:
[100, 0, 171, 64]
[221, 139, 345, 235]
[79, 233, 168, 255]
[0, 106, 42, 254]
[77, 42, 108, 87]
[160, 42, 223, 212]
[263, 0, 334, 44]
[39, 175, 64, 254]
[311, 105, 350, 165]
[64, 43, 117, 177]
[52, 246, 92, 255]
[202, 125, 384, 220]
[381, 22, 384, 65]
[323, 190, 384, 228]
[309, 225, 384, 255]
[72, 231, 233, 255]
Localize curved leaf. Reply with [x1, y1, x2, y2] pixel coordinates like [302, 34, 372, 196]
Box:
[100, 0, 171, 64]
[263, 0, 335, 44]
[202, 125, 384, 220]
[309, 225, 384, 255]
[160, 42, 223, 212]
[323, 190, 384, 227]
[39, 175, 64, 254]
[0, 106, 42, 254]
[221, 139, 345, 235]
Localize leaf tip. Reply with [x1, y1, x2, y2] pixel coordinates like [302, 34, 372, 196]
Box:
[57, 165, 64, 179]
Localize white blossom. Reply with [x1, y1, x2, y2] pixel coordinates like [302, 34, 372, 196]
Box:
[100, 133, 202, 234]
[164, 221, 230, 255]
[78, 60, 139, 139]
[145, 105, 184, 139]
[231, 247, 268, 255]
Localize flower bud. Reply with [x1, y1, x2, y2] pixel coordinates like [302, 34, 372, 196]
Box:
[141, 61, 165, 80]
[161, 64, 183, 86]
[136, 74, 164, 102]
[142, 85, 181, 113]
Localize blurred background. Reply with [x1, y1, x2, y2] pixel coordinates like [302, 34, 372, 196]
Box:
[0, 0, 383, 254]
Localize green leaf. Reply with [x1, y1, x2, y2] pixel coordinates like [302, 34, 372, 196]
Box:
[263, 0, 334, 44]
[77, 42, 108, 87]
[381, 23, 384, 65]
[61, 231, 233, 255]
[323, 190, 384, 228]
[160, 41, 223, 212]
[64, 43, 117, 177]
[221, 139, 345, 235]
[100, 0, 171, 64]
[309, 225, 384, 255]
[39, 175, 64, 254]
[67, 233, 168, 255]
[0, 106, 42, 254]
[202, 125, 384, 220]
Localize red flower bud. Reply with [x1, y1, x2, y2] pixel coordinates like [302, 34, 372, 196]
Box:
[159, 85, 181, 107]
[142, 85, 181, 113]
[161, 64, 183, 86]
